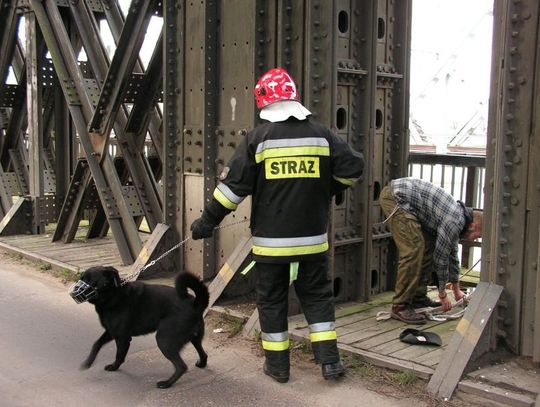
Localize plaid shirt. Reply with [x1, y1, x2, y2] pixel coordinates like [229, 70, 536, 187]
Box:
[390, 177, 466, 290]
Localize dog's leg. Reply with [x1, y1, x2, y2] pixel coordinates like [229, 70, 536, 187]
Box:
[105, 336, 131, 371]
[191, 328, 207, 368]
[81, 331, 113, 370]
[156, 335, 188, 389]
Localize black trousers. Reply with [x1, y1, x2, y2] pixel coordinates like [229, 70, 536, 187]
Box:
[255, 257, 340, 366]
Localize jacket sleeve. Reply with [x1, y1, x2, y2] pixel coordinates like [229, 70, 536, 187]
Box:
[433, 222, 462, 290]
[206, 133, 256, 220]
[328, 131, 364, 194]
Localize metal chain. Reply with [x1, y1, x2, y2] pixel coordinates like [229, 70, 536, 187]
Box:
[122, 218, 250, 284]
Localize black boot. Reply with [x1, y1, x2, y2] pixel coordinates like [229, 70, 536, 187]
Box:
[263, 350, 289, 383]
[322, 360, 346, 380]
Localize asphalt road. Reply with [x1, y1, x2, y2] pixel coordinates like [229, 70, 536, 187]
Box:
[0, 254, 424, 407]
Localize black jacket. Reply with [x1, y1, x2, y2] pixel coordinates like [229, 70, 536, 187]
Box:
[206, 118, 364, 263]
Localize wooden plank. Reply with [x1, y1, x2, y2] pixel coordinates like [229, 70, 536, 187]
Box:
[204, 236, 252, 317]
[414, 347, 445, 367]
[458, 380, 536, 407]
[333, 342, 435, 380]
[427, 282, 504, 400]
[0, 241, 79, 273]
[242, 308, 260, 338]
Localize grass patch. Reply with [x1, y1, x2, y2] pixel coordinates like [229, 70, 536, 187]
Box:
[39, 262, 52, 271]
[390, 370, 418, 387]
[53, 268, 81, 283]
[216, 310, 245, 337]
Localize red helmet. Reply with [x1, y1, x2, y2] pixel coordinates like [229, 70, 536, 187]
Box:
[254, 68, 299, 109]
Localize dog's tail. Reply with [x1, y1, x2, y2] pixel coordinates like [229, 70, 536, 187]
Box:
[175, 272, 209, 313]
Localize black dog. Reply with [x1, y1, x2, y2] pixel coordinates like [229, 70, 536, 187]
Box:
[79, 266, 209, 388]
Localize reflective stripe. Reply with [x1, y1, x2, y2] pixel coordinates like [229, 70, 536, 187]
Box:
[310, 331, 337, 342]
[309, 322, 336, 332]
[309, 322, 337, 342]
[253, 233, 327, 248]
[213, 183, 244, 210]
[261, 331, 290, 351]
[240, 260, 256, 275]
[262, 339, 290, 351]
[289, 262, 299, 285]
[333, 175, 358, 186]
[253, 242, 329, 257]
[255, 138, 330, 163]
[261, 331, 289, 342]
[252, 234, 328, 257]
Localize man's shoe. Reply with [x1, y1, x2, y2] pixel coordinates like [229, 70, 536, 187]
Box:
[391, 304, 426, 325]
[322, 361, 346, 380]
[412, 296, 442, 308]
[263, 362, 289, 383]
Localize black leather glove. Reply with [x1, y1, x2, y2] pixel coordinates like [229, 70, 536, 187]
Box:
[190, 216, 216, 240]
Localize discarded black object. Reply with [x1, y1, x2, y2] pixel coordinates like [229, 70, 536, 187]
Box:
[399, 328, 442, 346]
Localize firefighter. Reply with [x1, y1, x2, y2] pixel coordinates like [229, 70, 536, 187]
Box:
[190, 68, 364, 383]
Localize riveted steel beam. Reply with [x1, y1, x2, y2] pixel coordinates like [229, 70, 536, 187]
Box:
[66, 1, 162, 235]
[484, 0, 540, 357]
[30, 0, 141, 263]
[163, 0, 185, 273]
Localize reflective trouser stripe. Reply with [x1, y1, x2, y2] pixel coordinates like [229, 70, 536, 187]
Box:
[261, 331, 290, 351]
[289, 262, 299, 285]
[309, 322, 337, 342]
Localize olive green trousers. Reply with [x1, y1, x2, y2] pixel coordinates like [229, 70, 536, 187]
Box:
[380, 185, 435, 305]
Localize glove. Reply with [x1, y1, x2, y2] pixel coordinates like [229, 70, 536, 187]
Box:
[190, 216, 215, 240]
[334, 192, 344, 205]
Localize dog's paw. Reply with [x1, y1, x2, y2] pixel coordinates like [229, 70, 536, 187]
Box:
[195, 359, 207, 368]
[80, 360, 92, 370]
[156, 380, 172, 389]
[104, 363, 120, 371]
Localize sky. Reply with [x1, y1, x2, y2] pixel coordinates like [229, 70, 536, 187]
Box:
[409, 0, 494, 149]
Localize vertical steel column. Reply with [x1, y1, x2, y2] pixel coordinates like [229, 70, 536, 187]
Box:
[484, 0, 540, 356]
[202, 1, 219, 280]
[25, 11, 44, 233]
[163, 0, 185, 270]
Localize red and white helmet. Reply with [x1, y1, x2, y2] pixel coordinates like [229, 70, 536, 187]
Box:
[254, 68, 299, 109]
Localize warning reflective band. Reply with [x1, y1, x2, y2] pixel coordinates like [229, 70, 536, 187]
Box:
[309, 322, 337, 342]
[261, 331, 290, 351]
[213, 183, 244, 210]
[252, 233, 329, 257]
[255, 138, 330, 163]
[333, 175, 358, 186]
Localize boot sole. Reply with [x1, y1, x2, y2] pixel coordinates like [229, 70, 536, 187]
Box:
[391, 313, 427, 325]
[323, 371, 345, 380]
[263, 367, 289, 383]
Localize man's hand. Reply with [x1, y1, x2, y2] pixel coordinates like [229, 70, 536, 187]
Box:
[438, 291, 452, 312]
[451, 283, 466, 302]
[190, 217, 215, 240]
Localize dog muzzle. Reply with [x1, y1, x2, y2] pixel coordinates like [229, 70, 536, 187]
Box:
[69, 280, 97, 304]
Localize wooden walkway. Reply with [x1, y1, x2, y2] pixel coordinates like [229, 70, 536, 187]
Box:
[0, 229, 464, 378]
[289, 292, 460, 379]
[0, 226, 148, 276]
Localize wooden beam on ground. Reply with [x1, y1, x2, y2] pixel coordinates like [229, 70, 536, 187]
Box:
[129, 223, 176, 279]
[427, 282, 504, 400]
[458, 380, 536, 407]
[203, 236, 252, 317]
[242, 308, 260, 338]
